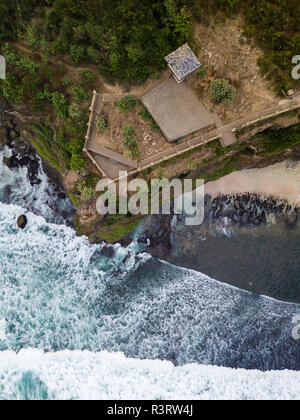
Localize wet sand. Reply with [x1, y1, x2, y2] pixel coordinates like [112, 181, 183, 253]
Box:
[205, 160, 300, 207]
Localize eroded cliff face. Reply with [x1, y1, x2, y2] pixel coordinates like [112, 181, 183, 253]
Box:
[0, 99, 75, 226]
[0, 98, 61, 183]
[236, 112, 300, 143]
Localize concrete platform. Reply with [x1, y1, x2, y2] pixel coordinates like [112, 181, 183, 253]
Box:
[220, 131, 237, 147]
[142, 78, 215, 142]
[93, 153, 133, 180]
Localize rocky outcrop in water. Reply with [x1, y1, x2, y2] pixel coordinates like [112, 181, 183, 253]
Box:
[138, 213, 173, 258]
[17, 215, 28, 229]
[4, 140, 41, 186]
[0, 101, 41, 185]
[207, 193, 299, 227]
[137, 193, 300, 259]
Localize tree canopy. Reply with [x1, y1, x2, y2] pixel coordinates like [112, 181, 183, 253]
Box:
[0, 0, 299, 86]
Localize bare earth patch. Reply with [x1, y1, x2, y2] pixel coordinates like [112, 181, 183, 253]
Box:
[94, 102, 174, 160]
[63, 170, 81, 191]
[190, 16, 279, 124]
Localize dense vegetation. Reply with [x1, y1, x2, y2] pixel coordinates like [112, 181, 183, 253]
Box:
[256, 122, 300, 155]
[0, 0, 299, 175]
[1, 1, 299, 84]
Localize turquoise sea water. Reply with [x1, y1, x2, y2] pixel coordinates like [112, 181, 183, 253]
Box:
[0, 143, 300, 399]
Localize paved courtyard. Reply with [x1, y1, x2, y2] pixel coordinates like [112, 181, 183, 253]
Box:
[142, 77, 215, 142]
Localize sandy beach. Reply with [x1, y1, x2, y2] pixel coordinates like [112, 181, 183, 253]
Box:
[205, 160, 300, 207]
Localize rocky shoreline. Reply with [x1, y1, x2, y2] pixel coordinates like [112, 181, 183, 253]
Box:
[138, 190, 300, 259]
[0, 98, 75, 225]
[0, 97, 64, 188]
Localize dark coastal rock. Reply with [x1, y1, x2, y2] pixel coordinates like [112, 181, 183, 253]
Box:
[241, 213, 249, 224]
[17, 215, 28, 229]
[6, 119, 16, 130]
[146, 238, 172, 259]
[4, 146, 41, 185]
[57, 192, 66, 200]
[118, 235, 133, 247]
[138, 214, 172, 258]
[122, 253, 131, 265]
[8, 128, 20, 140]
[0, 112, 40, 185]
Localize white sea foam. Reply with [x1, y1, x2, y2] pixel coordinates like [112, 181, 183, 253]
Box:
[0, 349, 299, 400]
[0, 146, 74, 224]
[0, 199, 299, 372]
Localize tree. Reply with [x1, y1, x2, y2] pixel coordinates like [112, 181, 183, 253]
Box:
[69, 44, 85, 65]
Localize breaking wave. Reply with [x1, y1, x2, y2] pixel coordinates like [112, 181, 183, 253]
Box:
[1, 349, 300, 400]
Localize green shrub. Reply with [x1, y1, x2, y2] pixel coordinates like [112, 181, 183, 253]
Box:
[122, 125, 137, 148]
[118, 96, 138, 113]
[150, 120, 160, 132]
[139, 107, 152, 121]
[125, 148, 139, 159]
[68, 138, 84, 155]
[80, 70, 96, 88]
[139, 107, 160, 131]
[69, 45, 85, 65]
[123, 125, 135, 138]
[152, 72, 161, 80]
[70, 154, 85, 170]
[123, 136, 137, 148]
[210, 79, 236, 105]
[76, 177, 98, 201]
[198, 68, 206, 78]
[87, 46, 102, 64]
[80, 187, 94, 201]
[72, 85, 91, 102]
[17, 57, 38, 73]
[52, 92, 68, 120]
[2, 44, 19, 65]
[56, 128, 67, 146]
[85, 174, 99, 189]
[62, 78, 70, 87]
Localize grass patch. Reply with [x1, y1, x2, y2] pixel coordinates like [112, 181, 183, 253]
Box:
[96, 217, 142, 243]
[139, 106, 161, 132]
[28, 122, 71, 173]
[198, 163, 238, 182]
[256, 123, 300, 156]
[68, 192, 79, 207]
